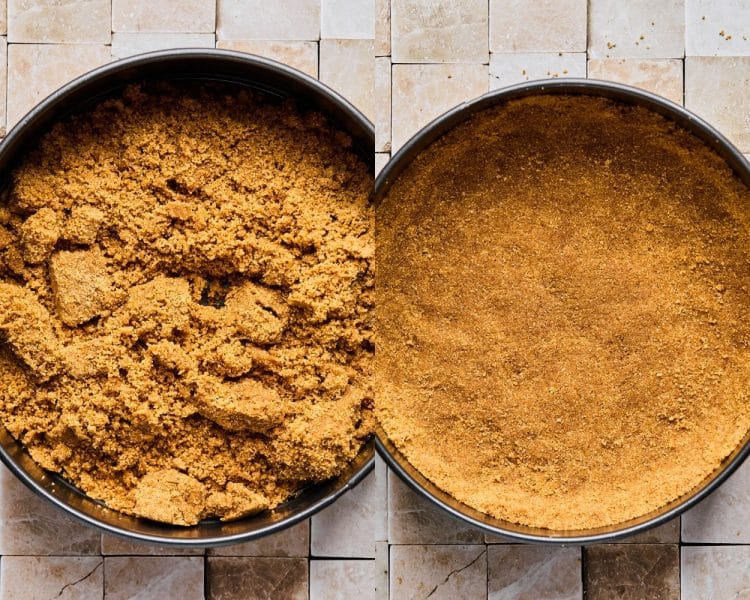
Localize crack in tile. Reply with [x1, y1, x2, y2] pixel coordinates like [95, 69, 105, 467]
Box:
[53, 560, 102, 598]
[425, 548, 486, 599]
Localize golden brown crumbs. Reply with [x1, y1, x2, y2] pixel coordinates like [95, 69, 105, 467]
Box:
[376, 95, 750, 531]
[0, 82, 374, 525]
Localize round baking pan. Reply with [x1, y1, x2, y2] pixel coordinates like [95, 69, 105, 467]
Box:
[374, 78, 750, 544]
[0, 49, 374, 547]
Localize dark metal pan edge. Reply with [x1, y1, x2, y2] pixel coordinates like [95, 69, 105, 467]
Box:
[0, 48, 375, 547]
[374, 77, 750, 544]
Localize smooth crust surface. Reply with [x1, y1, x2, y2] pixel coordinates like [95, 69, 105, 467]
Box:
[0, 83, 374, 525]
[376, 95, 750, 530]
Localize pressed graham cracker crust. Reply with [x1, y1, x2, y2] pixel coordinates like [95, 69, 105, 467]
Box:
[376, 95, 750, 530]
[0, 82, 374, 525]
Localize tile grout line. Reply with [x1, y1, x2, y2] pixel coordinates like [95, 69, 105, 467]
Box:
[203, 553, 209, 599]
[213, 0, 218, 40]
[580, 544, 587, 597]
[586, 0, 591, 77]
[485, 541, 489, 598]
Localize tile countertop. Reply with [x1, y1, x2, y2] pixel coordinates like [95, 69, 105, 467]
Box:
[1, 0, 750, 599]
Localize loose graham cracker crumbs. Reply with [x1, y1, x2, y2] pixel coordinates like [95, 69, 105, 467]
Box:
[376, 95, 750, 531]
[0, 82, 374, 526]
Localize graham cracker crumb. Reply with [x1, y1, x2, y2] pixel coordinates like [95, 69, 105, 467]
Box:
[50, 248, 116, 326]
[376, 95, 750, 531]
[20, 207, 60, 265]
[133, 469, 207, 526]
[0, 82, 373, 525]
[63, 205, 104, 246]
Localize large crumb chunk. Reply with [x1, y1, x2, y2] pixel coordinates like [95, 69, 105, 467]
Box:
[223, 281, 287, 344]
[147, 339, 196, 375]
[110, 276, 191, 339]
[19, 207, 60, 265]
[195, 376, 285, 432]
[133, 469, 206, 526]
[64, 205, 104, 245]
[0, 226, 16, 251]
[196, 338, 255, 378]
[0, 282, 62, 379]
[49, 249, 115, 326]
[271, 391, 364, 481]
[62, 338, 123, 378]
[206, 482, 270, 521]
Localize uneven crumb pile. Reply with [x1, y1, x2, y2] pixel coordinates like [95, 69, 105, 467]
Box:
[376, 95, 750, 531]
[0, 82, 373, 525]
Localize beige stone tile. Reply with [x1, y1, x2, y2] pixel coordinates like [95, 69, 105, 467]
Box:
[105, 556, 204, 599]
[685, 57, 750, 152]
[310, 559, 375, 599]
[321, 0, 373, 39]
[682, 460, 750, 542]
[375, 57, 391, 152]
[588, 0, 685, 59]
[489, 52, 586, 89]
[0, 464, 100, 555]
[7, 44, 110, 129]
[319, 39, 374, 122]
[488, 545, 581, 599]
[112, 0, 215, 33]
[586, 544, 678, 600]
[311, 468, 377, 558]
[0, 38, 7, 135]
[112, 33, 215, 59]
[686, 0, 750, 56]
[390, 545, 487, 599]
[375, 153, 390, 175]
[620, 517, 680, 543]
[375, 541, 388, 598]
[207, 557, 308, 600]
[8, 0, 110, 43]
[0, 556, 103, 599]
[216, 40, 318, 78]
[391, 63, 488, 151]
[681, 546, 750, 600]
[587, 58, 683, 104]
[0, 2, 6, 36]
[375, 0, 390, 56]
[209, 519, 309, 557]
[392, 0, 488, 63]
[387, 470, 484, 544]
[101, 533, 204, 555]
[217, 0, 320, 41]
[490, 0, 586, 53]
